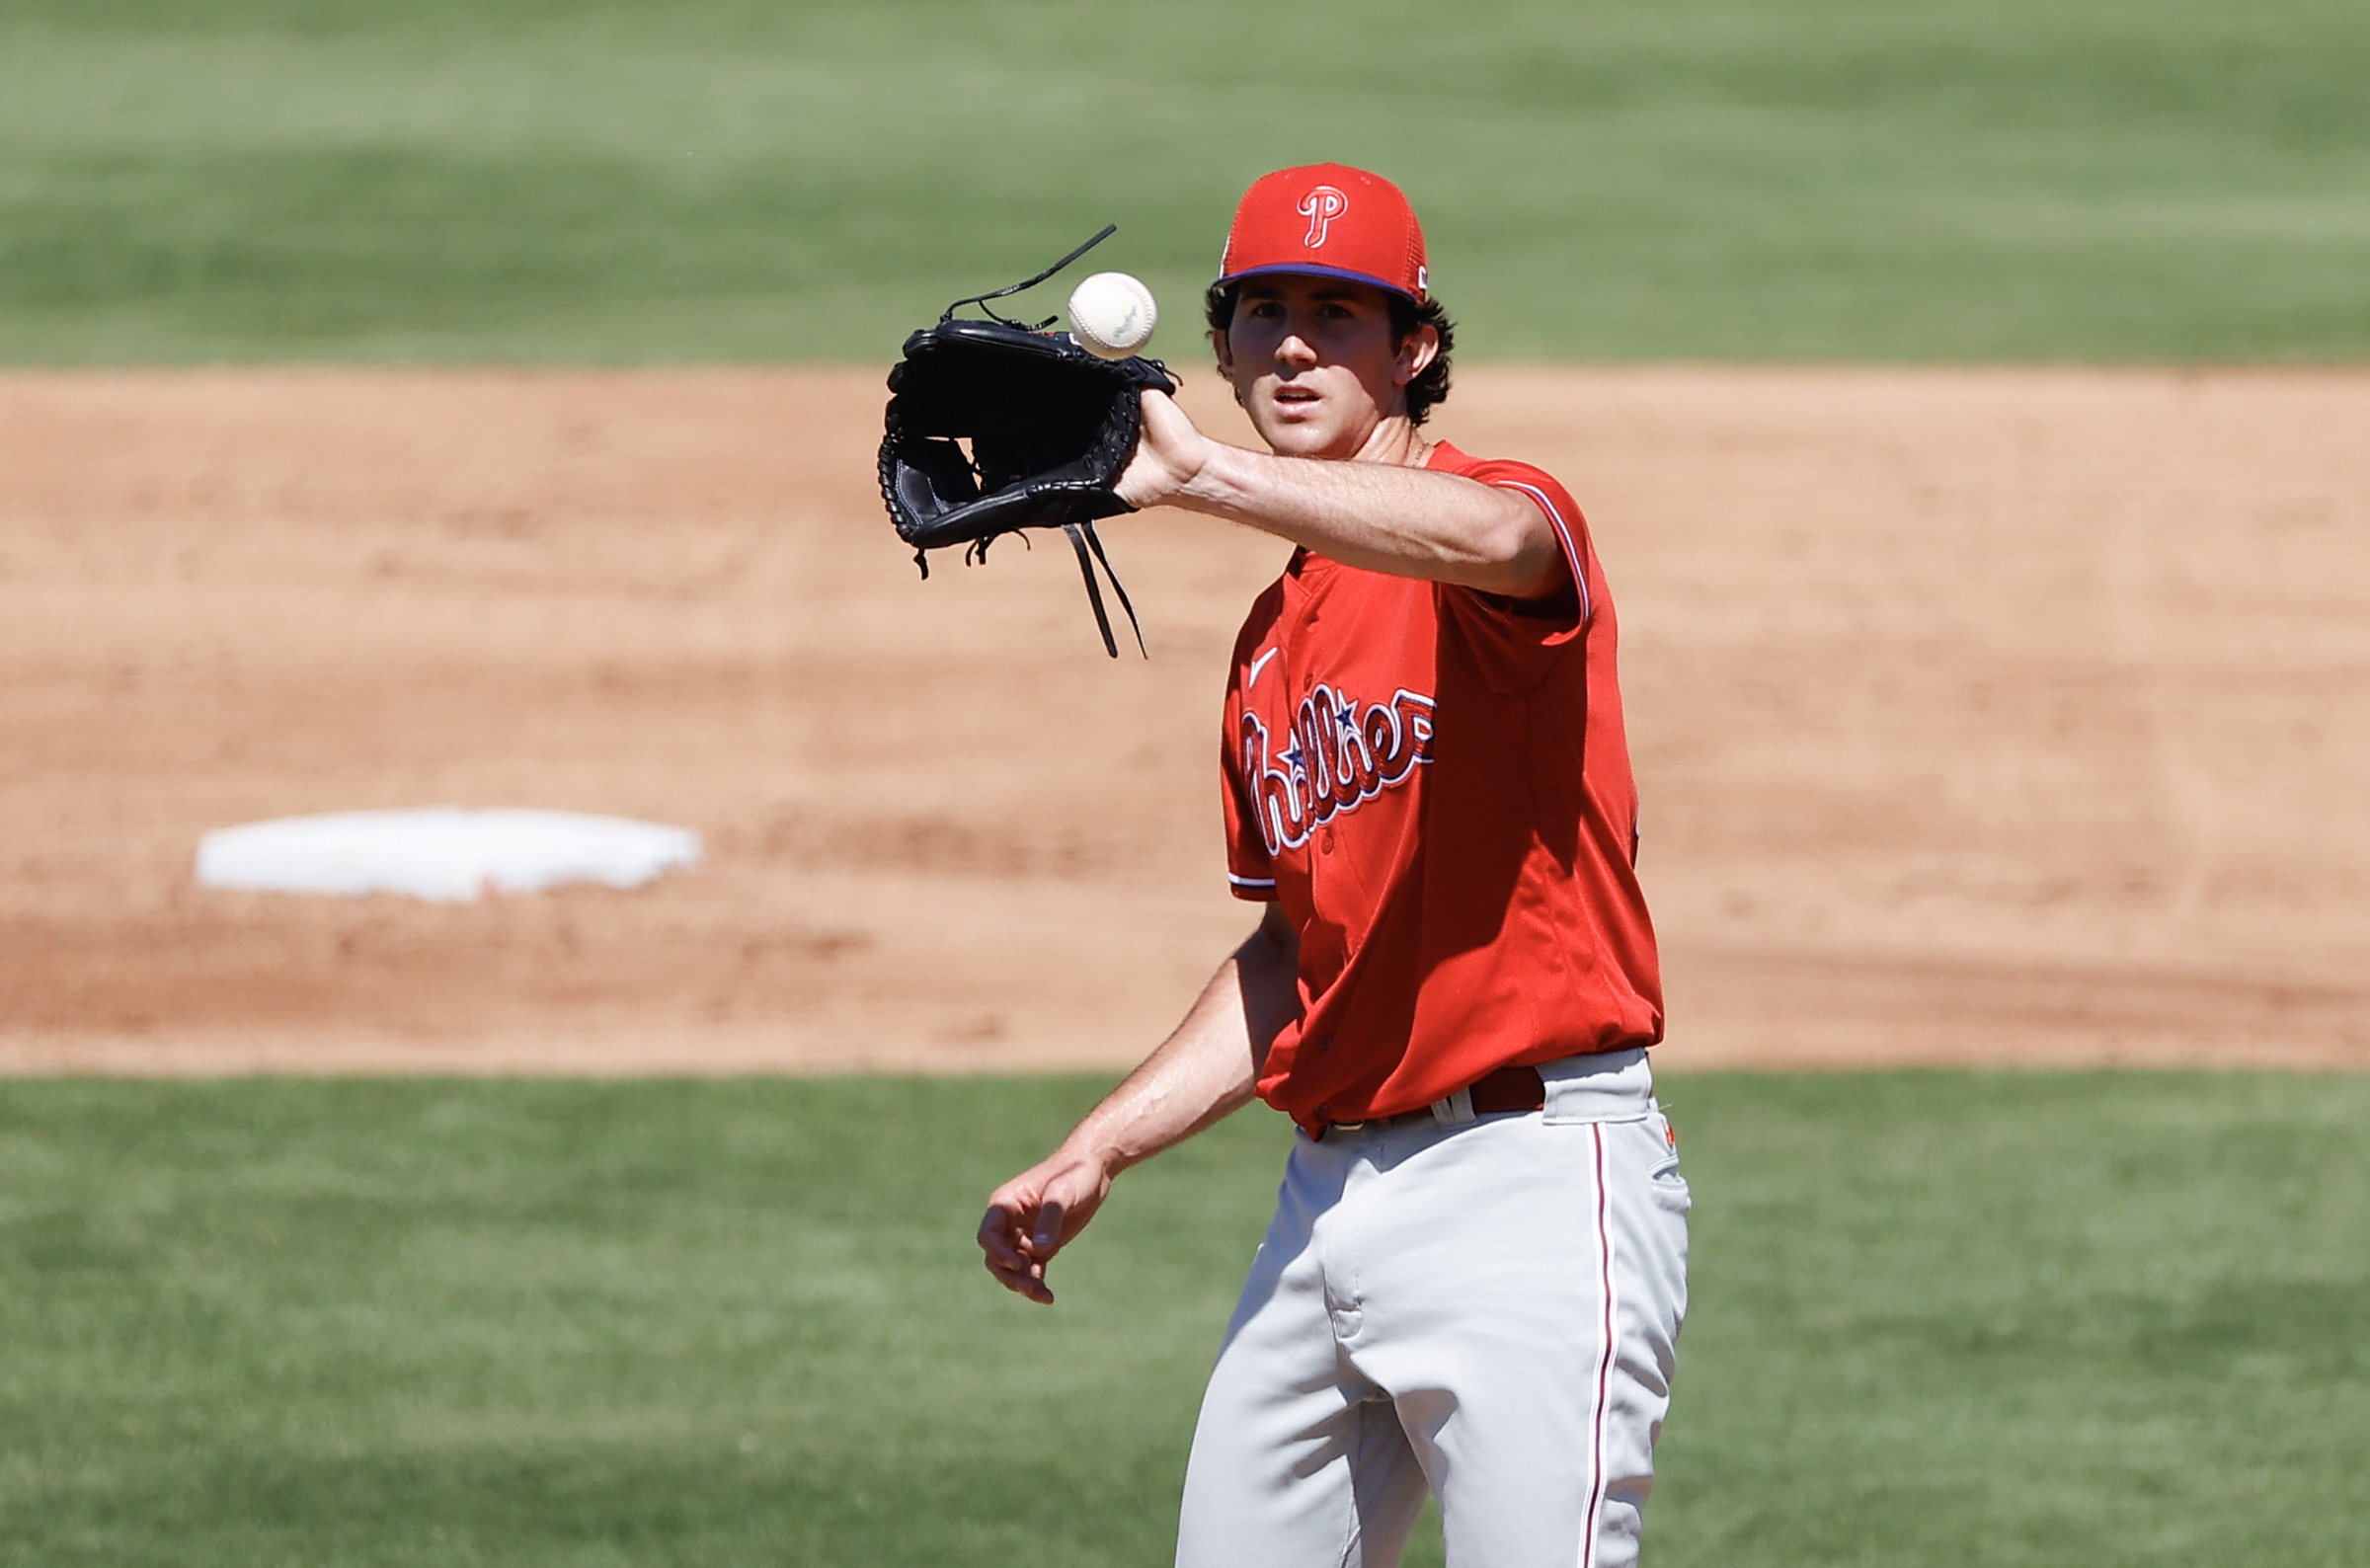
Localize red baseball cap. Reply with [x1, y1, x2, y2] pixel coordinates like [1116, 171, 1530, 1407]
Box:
[1216, 163, 1428, 303]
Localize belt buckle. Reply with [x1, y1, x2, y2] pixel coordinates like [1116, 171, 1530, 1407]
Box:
[1316, 1111, 1407, 1139]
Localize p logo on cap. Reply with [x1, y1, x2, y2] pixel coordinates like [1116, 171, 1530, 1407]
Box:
[1297, 185, 1349, 247]
[1220, 164, 1428, 302]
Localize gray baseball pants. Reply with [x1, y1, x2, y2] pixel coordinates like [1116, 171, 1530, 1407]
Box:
[1174, 1048, 1690, 1568]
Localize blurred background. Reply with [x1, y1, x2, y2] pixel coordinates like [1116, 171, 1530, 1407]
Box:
[2, 1, 2365, 1564]
[5, 0, 2368, 362]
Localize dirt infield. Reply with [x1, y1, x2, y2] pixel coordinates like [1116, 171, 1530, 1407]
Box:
[3, 366, 2364, 1075]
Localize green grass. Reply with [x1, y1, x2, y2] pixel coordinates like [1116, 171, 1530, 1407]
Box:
[1653, 1073, 2370, 1568]
[2, 0, 2366, 362]
[2, 1073, 2365, 1566]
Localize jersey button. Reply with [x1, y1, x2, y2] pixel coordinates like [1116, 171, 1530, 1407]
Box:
[1320, 828, 1336, 855]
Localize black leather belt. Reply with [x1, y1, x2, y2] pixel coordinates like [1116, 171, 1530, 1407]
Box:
[1318, 1063, 1547, 1138]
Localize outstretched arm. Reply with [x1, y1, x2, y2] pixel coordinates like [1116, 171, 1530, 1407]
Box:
[978, 902, 1301, 1304]
[1116, 391, 1563, 599]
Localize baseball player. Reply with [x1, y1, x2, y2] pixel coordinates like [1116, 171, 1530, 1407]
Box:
[978, 164, 1689, 1568]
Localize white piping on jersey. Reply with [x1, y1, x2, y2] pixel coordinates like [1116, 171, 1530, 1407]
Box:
[1496, 480, 1592, 624]
[1246, 647, 1281, 687]
[1226, 872, 1278, 890]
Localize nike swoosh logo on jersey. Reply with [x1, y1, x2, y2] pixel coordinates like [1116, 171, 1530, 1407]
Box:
[1247, 648, 1281, 687]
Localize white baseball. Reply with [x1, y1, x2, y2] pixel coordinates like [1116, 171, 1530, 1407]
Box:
[1066, 272, 1157, 359]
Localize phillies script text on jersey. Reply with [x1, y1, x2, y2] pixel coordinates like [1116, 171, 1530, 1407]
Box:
[1241, 683, 1435, 855]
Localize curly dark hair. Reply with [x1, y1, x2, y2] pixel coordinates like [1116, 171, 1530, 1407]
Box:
[1203, 280, 1456, 427]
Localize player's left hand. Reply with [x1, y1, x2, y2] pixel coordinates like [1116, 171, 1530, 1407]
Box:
[978, 1148, 1116, 1305]
[1115, 390, 1215, 511]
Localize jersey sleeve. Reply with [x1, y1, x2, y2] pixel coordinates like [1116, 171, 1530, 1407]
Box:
[1219, 592, 1283, 902]
[1222, 739, 1278, 900]
[1435, 456, 1597, 696]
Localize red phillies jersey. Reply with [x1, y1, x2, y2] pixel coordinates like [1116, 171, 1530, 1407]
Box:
[1221, 442, 1662, 1134]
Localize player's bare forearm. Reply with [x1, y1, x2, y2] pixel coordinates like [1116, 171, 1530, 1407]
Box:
[977, 903, 1301, 1303]
[1120, 391, 1561, 598]
[1176, 440, 1557, 596]
[1065, 903, 1299, 1171]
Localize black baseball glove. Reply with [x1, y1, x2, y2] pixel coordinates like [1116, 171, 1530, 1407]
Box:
[878, 230, 1178, 658]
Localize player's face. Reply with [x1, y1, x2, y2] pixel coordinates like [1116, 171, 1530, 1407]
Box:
[1215, 275, 1436, 462]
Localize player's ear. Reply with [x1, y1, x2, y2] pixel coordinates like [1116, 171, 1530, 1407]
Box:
[1212, 328, 1248, 405]
[1392, 323, 1440, 388]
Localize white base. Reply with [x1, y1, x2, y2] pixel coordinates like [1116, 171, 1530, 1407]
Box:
[196, 808, 702, 902]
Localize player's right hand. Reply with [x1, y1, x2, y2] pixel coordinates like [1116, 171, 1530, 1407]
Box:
[977, 1149, 1115, 1305]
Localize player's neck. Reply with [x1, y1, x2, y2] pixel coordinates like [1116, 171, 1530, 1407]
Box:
[1350, 414, 1431, 470]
